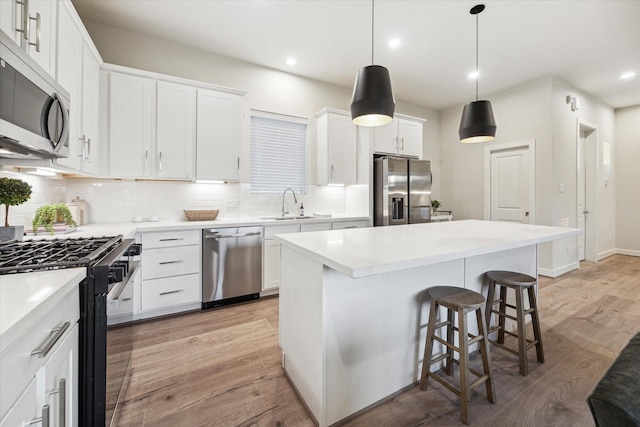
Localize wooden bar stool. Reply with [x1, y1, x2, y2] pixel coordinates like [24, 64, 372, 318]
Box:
[485, 270, 545, 376]
[420, 286, 496, 425]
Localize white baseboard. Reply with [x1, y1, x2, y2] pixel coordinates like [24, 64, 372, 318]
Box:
[538, 261, 579, 278]
[597, 248, 618, 261]
[616, 248, 640, 257]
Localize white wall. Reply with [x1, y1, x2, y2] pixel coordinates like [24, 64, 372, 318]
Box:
[615, 105, 640, 255]
[81, 20, 440, 219]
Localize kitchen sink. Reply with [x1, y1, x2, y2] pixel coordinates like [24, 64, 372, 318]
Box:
[261, 216, 312, 221]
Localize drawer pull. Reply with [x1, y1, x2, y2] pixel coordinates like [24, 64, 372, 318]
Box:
[48, 378, 66, 427]
[29, 404, 50, 426]
[159, 289, 184, 296]
[121, 297, 132, 302]
[31, 322, 70, 358]
[158, 260, 184, 265]
[343, 226, 358, 229]
[159, 238, 184, 242]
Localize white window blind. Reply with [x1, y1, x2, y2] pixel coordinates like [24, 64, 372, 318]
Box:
[250, 110, 307, 194]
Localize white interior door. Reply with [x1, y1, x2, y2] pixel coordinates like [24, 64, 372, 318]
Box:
[577, 131, 587, 260]
[490, 148, 530, 223]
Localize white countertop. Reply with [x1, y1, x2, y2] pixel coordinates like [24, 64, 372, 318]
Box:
[26, 214, 370, 240]
[275, 219, 582, 278]
[0, 268, 86, 353]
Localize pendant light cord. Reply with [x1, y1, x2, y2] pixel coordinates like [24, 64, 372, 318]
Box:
[371, 0, 375, 65]
[475, 12, 479, 101]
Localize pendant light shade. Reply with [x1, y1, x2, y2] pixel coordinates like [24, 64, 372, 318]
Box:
[351, 65, 395, 127]
[459, 100, 496, 143]
[458, 4, 496, 143]
[350, 0, 395, 127]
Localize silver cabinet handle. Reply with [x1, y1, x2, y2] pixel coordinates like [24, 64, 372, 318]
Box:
[29, 404, 50, 427]
[85, 138, 91, 161]
[159, 237, 183, 242]
[205, 231, 261, 239]
[48, 378, 66, 427]
[401, 137, 405, 151]
[28, 12, 41, 52]
[31, 322, 70, 358]
[16, 0, 28, 40]
[237, 157, 240, 178]
[78, 135, 85, 158]
[121, 297, 132, 302]
[159, 289, 183, 296]
[158, 260, 183, 265]
[343, 226, 358, 229]
[330, 164, 334, 179]
[144, 150, 149, 170]
[395, 137, 399, 151]
[158, 151, 162, 171]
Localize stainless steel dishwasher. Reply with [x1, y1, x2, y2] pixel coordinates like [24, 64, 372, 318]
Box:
[202, 226, 263, 309]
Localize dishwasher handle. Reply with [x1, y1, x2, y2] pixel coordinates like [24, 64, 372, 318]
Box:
[205, 231, 262, 239]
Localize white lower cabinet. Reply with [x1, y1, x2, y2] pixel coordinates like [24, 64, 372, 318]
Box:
[138, 230, 201, 319]
[262, 224, 300, 292]
[331, 220, 369, 230]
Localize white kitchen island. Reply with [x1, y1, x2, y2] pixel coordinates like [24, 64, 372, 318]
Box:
[275, 220, 581, 426]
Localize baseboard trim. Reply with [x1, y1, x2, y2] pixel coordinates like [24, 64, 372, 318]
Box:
[616, 248, 640, 257]
[597, 248, 618, 261]
[538, 261, 579, 278]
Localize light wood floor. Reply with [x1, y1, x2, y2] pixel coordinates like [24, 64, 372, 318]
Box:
[107, 255, 640, 426]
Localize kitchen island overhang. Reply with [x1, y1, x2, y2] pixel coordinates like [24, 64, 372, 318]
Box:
[275, 220, 582, 426]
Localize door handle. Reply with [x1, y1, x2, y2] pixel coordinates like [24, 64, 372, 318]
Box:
[28, 12, 41, 52]
[206, 231, 261, 239]
[525, 211, 529, 217]
[583, 210, 589, 214]
[158, 260, 184, 265]
[31, 322, 70, 358]
[29, 405, 50, 427]
[159, 289, 183, 296]
[16, 0, 29, 40]
[48, 378, 66, 427]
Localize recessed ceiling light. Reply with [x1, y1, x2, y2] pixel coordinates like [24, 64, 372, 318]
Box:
[468, 70, 479, 79]
[286, 57, 297, 66]
[388, 38, 401, 48]
[620, 71, 636, 79]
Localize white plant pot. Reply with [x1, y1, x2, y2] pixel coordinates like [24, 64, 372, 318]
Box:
[0, 225, 24, 242]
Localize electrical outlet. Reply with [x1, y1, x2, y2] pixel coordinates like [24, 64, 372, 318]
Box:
[225, 200, 239, 208]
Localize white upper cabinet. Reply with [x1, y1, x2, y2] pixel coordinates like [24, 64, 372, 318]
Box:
[80, 43, 102, 174]
[156, 81, 196, 179]
[107, 71, 156, 178]
[373, 115, 425, 158]
[196, 89, 243, 181]
[316, 108, 357, 186]
[1, 0, 57, 78]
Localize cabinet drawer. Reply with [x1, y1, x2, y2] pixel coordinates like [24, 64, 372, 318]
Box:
[141, 274, 200, 311]
[332, 220, 369, 230]
[263, 224, 300, 239]
[0, 288, 79, 419]
[300, 222, 331, 232]
[142, 245, 200, 280]
[141, 230, 200, 249]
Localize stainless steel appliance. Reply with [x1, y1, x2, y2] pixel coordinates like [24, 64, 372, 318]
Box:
[374, 155, 432, 226]
[0, 236, 141, 427]
[0, 32, 70, 159]
[202, 226, 262, 309]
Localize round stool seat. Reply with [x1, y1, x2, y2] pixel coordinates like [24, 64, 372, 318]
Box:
[427, 286, 485, 311]
[486, 270, 536, 287]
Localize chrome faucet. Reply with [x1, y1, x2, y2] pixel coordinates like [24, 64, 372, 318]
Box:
[282, 188, 298, 216]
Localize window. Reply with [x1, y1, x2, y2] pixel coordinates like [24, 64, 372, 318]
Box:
[250, 110, 308, 193]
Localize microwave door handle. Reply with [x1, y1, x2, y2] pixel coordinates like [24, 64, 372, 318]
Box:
[57, 94, 70, 148]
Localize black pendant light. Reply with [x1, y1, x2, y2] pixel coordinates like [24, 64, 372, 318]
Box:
[459, 4, 496, 143]
[350, 0, 395, 127]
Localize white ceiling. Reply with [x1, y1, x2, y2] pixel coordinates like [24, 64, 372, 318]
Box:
[71, 0, 640, 111]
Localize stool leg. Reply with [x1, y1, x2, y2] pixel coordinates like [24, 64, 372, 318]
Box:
[497, 285, 507, 344]
[445, 307, 454, 375]
[515, 287, 528, 376]
[527, 285, 545, 363]
[420, 299, 439, 390]
[458, 307, 470, 425]
[475, 307, 496, 403]
[485, 279, 496, 339]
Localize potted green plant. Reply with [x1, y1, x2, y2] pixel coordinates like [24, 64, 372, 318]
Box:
[32, 203, 77, 235]
[431, 199, 442, 213]
[0, 177, 32, 241]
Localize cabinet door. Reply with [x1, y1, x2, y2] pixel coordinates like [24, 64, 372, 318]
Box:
[108, 72, 156, 178]
[196, 89, 242, 181]
[44, 324, 78, 427]
[373, 120, 398, 155]
[398, 119, 423, 158]
[262, 239, 281, 291]
[1, 0, 22, 48]
[54, 2, 83, 171]
[156, 81, 196, 179]
[80, 44, 102, 175]
[328, 114, 357, 185]
[0, 377, 40, 427]
[25, 0, 56, 78]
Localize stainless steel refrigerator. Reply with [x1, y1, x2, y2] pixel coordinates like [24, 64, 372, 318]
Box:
[373, 156, 432, 226]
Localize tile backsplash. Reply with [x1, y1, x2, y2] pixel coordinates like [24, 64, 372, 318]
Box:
[1, 172, 367, 227]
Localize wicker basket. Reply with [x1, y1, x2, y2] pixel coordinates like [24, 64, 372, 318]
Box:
[184, 209, 219, 221]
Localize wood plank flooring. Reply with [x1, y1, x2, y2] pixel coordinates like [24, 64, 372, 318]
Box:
[107, 254, 640, 426]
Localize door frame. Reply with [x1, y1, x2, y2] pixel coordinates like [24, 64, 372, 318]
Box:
[577, 119, 598, 262]
[484, 139, 536, 223]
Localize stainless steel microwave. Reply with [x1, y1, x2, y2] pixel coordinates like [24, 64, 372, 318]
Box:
[0, 32, 70, 159]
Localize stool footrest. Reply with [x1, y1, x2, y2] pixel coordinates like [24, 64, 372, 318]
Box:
[491, 309, 518, 321]
[489, 339, 519, 355]
[433, 335, 457, 352]
[427, 371, 461, 397]
[429, 353, 451, 366]
[469, 374, 491, 390]
[505, 303, 517, 310]
[434, 320, 452, 329]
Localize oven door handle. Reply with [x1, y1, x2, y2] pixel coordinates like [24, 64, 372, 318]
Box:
[31, 322, 70, 358]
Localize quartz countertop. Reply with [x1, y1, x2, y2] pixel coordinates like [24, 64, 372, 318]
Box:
[0, 268, 86, 353]
[275, 219, 582, 278]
